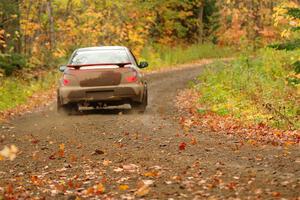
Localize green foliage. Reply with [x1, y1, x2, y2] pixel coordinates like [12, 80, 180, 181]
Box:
[149, 0, 205, 44]
[0, 71, 58, 111]
[203, 0, 219, 42]
[0, 53, 27, 75]
[292, 60, 300, 74]
[268, 39, 300, 51]
[269, 7, 300, 86]
[195, 48, 300, 129]
[269, 6, 300, 51]
[287, 7, 300, 19]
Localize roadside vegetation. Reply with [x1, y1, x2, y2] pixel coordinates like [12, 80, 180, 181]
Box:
[185, 1, 300, 133]
[195, 49, 299, 130]
[141, 43, 234, 71]
[0, 71, 57, 112]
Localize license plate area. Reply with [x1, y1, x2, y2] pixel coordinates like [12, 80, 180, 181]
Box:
[86, 90, 114, 100]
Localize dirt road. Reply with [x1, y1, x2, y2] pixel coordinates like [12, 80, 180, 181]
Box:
[0, 64, 299, 199]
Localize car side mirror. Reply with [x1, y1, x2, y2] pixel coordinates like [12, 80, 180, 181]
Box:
[59, 65, 67, 72]
[138, 61, 148, 69]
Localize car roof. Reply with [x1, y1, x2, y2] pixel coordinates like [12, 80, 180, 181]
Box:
[76, 46, 128, 52]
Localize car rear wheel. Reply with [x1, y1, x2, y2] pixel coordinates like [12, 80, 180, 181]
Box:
[57, 96, 79, 115]
[131, 88, 147, 113]
[57, 95, 63, 112]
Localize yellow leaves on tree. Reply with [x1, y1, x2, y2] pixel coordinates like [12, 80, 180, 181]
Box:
[0, 29, 6, 48]
[217, 0, 281, 47]
[218, 9, 246, 46]
[273, 1, 300, 39]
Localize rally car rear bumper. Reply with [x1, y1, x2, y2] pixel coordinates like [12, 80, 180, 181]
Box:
[58, 83, 144, 105]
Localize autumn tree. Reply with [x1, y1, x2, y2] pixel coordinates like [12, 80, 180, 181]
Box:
[0, 0, 25, 75]
[216, 0, 280, 48]
[271, 1, 300, 85]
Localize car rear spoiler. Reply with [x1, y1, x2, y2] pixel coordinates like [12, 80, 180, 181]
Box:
[67, 63, 132, 69]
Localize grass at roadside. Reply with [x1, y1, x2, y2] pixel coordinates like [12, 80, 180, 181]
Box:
[141, 43, 235, 71]
[194, 48, 300, 130]
[0, 71, 58, 112]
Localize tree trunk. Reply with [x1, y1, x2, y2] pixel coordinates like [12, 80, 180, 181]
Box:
[22, 0, 33, 55]
[47, 0, 55, 50]
[198, 1, 204, 44]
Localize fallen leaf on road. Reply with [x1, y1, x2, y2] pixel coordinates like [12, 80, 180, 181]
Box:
[142, 180, 154, 186]
[226, 182, 237, 190]
[70, 154, 77, 162]
[31, 138, 39, 144]
[114, 167, 123, 172]
[119, 184, 129, 191]
[93, 149, 104, 155]
[49, 154, 56, 160]
[272, 192, 281, 197]
[123, 164, 139, 172]
[135, 184, 150, 197]
[0, 145, 18, 161]
[95, 183, 105, 194]
[86, 187, 94, 195]
[190, 138, 197, 145]
[58, 143, 65, 157]
[144, 171, 159, 177]
[31, 175, 43, 186]
[6, 184, 13, 194]
[165, 181, 172, 185]
[103, 159, 111, 166]
[179, 142, 187, 150]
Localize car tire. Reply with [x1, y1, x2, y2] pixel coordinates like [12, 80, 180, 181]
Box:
[57, 95, 63, 112]
[132, 88, 147, 113]
[57, 96, 78, 115]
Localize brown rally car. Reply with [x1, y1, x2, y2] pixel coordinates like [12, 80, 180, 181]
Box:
[57, 46, 148, 114]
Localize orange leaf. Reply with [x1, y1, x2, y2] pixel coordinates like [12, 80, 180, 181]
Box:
[119, 184, 129, 191]
[68, 180, 74, 188]
[135, 184, 150, 197]
[6, 184, 13, 194]
[190, 138, 197, 145]
[86, 187, 94, 195]
[31, 175, 39, 185]
[96, 183, 105, 194]
[144, 171, 159, 177]
[58, 143, 65, 157]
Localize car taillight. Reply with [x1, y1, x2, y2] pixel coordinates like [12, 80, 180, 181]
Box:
[126, 71, 137, 83]
[63, 76, 70, 85]
[126, 76, 137, 83]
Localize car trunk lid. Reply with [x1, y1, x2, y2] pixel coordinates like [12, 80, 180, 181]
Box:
[66, 63, 133, 87]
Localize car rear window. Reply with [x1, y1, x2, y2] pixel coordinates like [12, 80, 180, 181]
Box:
[70, 50, 131, 65]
